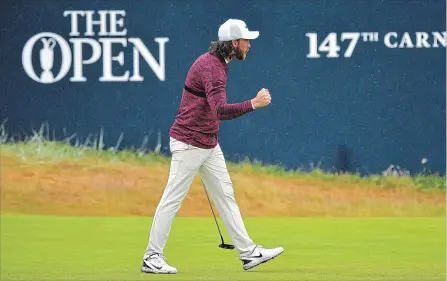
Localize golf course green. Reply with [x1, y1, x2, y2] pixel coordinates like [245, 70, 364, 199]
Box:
[1, 215, 445, 280]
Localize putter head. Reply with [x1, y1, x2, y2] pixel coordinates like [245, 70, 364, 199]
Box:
[219, 243, 235, 250]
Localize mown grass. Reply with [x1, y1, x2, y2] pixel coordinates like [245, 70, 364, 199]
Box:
[1, 215, 445, 281]
[1, 125, 445, 281]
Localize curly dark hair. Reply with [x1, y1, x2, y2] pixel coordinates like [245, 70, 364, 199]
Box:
[208, 40, 238, 61]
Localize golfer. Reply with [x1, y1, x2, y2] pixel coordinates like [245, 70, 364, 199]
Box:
[141, 19, 284, 274]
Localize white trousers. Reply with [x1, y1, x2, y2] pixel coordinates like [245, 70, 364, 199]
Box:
[145, 137, 256, 257]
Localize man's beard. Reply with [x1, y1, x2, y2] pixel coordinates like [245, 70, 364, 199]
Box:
[230, 46, 246, 60]
[235, 46, 246, 60]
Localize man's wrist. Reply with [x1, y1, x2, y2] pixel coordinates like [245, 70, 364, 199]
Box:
[251, 99, 256, 109]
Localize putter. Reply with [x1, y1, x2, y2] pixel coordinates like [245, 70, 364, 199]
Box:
[201, 179, 235, 250]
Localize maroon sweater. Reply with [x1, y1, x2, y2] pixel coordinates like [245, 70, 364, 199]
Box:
[169, 52, 254, 149]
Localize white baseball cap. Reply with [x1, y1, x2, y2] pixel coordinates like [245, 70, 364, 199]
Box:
[218, 19, 259, 41]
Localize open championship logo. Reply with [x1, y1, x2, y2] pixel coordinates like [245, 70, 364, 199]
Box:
[22, 10, 169, 84]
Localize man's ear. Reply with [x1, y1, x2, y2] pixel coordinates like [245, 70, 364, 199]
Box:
[231, 40, 239, 48]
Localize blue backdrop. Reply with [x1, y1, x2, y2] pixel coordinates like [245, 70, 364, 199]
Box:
[1, 0, 445, 175]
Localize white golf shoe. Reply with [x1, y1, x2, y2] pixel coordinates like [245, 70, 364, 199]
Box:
[240, 245, 284, 270]
[141, 253, 178, 274]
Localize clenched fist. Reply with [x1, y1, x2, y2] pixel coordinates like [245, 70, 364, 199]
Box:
[251, 88, 271, 109]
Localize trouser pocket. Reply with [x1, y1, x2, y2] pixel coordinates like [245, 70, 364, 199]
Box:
[169, 137, 189, 154]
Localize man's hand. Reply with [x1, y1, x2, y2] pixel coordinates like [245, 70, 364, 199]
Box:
[251, 88, 271, 109]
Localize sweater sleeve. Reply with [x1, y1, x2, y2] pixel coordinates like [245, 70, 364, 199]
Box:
[203, 66, 254, 120]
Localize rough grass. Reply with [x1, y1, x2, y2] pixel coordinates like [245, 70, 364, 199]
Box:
[1, 139, 445, 217]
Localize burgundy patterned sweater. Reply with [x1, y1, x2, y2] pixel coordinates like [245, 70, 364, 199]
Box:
[169, 52, 255, 149]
